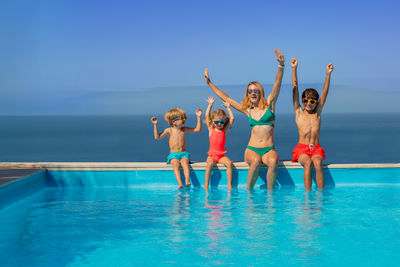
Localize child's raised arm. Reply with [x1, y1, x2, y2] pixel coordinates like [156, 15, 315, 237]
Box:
[204, 68, 246, 114]
[317, 63, 334, 115]
[184, 109, 203, 133]
[223, 99, 235, 131]
[151, 117, 169, 140]
[291, 58, 301, 113]
[205, 96, 215, 130]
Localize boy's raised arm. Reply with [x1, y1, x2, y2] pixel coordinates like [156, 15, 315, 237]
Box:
[291, 58, 301, 112]
[204, 68, 245, 114]
[151, 117, 169, 140]
[267, 49, 285, 112]
[317, 63, 334, 114]
[223, 99, 235, 131]
[185, 109, 203, 133]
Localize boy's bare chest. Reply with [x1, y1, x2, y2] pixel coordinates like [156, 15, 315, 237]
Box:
[169, 129, 185, 140]
[297, 113, 321, 131]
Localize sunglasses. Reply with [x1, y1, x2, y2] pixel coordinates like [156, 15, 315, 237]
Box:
[172, 116, 185, 121]
[247, 89, 260, 94]
[302, 98, 318, 105]
[213, 120, 226, 125]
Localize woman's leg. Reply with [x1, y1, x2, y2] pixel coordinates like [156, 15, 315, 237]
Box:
[245, 149, 262, 190]
[219, 156, 233, 189]
[298, 154, 313, 191]
[311, 155, 324, 189]
[205, 156, 215, 190]
[261, 149, 279, 190]
[170, 159, 183, 189]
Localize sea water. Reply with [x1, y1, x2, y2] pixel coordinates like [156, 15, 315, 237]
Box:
[0, 113, 399, 163]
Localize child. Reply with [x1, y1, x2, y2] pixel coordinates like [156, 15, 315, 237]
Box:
[291, 57, 334, 190]
[204, 96, 235, 190]
[151, 107, 202, 189]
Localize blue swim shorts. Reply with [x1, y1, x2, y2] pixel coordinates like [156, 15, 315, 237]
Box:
[167, 151, 190, 164]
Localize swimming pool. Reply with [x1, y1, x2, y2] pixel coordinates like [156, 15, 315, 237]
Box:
[1, 162, 400, 266]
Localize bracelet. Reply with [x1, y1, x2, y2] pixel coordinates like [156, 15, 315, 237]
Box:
[278, 64, 285, 68]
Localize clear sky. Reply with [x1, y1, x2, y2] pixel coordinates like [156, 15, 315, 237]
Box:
[0, 0, 399, 114]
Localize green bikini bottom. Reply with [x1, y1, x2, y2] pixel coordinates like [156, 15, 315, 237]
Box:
[246, 145, 275, 157]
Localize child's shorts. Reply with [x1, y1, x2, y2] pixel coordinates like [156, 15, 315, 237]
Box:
[167, 151, 190, 164]
[292, 143, 326, 162]
[208, 154, 225, 163]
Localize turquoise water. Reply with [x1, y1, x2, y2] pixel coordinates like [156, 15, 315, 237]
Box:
[1, 185, 400, 266]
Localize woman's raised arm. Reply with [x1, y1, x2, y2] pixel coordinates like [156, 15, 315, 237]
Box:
[267, 49, 285, 113]
[204, 68, 246, 114]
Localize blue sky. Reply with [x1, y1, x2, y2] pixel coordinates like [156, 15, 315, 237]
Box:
[0, 0, 399, 114]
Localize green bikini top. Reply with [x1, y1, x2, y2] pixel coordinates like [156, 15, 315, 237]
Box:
[248, 106, 275, 128]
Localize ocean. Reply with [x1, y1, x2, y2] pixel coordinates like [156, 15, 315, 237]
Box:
[0, 113, 398, 163]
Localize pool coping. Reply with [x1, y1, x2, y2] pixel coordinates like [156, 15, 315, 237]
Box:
[0, 162, 399, 171]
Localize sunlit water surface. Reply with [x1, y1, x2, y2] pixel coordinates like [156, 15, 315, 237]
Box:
[1, 185, 400, 266]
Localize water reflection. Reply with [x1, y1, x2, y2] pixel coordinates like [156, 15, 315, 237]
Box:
[293, 189, 333, 264]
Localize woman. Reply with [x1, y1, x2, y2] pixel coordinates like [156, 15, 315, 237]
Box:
[204, 49, 285, 190]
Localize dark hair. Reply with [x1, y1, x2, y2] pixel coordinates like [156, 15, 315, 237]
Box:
[302, 88, 319, 100]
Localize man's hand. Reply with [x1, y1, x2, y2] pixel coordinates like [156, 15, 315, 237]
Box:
[150, 117, 158, 125]
[291, 58, 298, 68]
[207, 96, 216, 105]
[196, 108, 203, 117]
[327, 63, 334, 74]
[274, 49, 285, 66]
[204, 68, 211, 84]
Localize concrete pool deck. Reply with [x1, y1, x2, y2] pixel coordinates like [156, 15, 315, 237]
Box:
[1, 161, 399, 171]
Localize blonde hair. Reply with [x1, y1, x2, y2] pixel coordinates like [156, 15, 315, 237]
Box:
[164, 108, 187, 126]
[241, 81, 268, 110]
[207, 109, 229, 128]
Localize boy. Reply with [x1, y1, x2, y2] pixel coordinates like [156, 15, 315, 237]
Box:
[151, 107, 202, 189]
[291, 58, 334, 190]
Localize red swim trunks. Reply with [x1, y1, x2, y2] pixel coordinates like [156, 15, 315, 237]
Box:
[292, 143, 326, 162]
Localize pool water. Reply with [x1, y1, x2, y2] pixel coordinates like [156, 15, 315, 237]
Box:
[1, 185, 400, 266]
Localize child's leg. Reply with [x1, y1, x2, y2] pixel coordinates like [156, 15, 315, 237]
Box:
[298, 154, 313, 191]
[205, 156, 215, 190]
[311, 155, 324, 189]
[262, 150, 279, 190]
[245, 149, 262, 190]
[219, 156, 233, 189]
[170, 159, 183, 189]
[180, 157, 191, 186]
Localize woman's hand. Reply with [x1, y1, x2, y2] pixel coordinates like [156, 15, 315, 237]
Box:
[196, 108, 203, 117]
[291, 58, 298, 68]
[327, 63, 334, 74]
[207, 96, 216, 105]
[204, 68, 211, 84]
[274, 49, 285, 66]
[150, 117, 158, 125]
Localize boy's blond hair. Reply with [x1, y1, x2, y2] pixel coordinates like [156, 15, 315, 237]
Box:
[164, 108, 187, 126]
[207, 109, 229, 128]
[241, 81, 268, 110]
